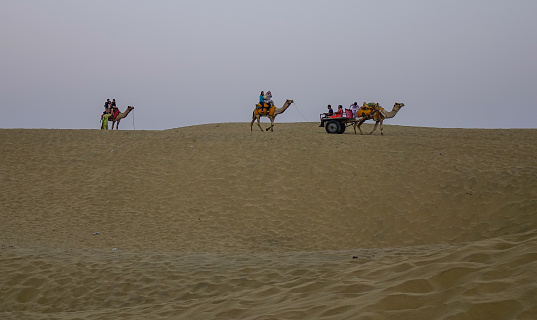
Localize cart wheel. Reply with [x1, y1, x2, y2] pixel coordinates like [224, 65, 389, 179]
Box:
[339, 123, 346, 134]
[325, 120, 341, 134]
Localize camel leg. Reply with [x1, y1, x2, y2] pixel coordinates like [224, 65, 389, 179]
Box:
[358, 122, 364, 135]
[370, 121, 379, 135]
[380, 120, 384, 135]
[356, 118, 366, 135]
[266, 117, 275, 132]
[256, 117, 263, 131]
[250, 112, 259, 131]
[114, 119, 120, 130]
[353, 118, 365, 135]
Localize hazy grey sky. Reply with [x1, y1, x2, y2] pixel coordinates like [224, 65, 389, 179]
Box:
[1, 0, 536, 129]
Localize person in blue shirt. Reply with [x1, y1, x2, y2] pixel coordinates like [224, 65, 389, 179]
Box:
[327, 105, 334, 116]
[259, 91, 265, 105]
[320, 105, 334, 121]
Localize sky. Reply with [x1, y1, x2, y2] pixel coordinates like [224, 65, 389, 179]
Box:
[1, 0, 536, 130]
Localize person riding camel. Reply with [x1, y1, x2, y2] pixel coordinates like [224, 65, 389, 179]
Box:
[258, 91, 265, 113]
[259, 91, 265, 105]
[104, 99, 111, 112]
[110, 99, 119, 120]
[264, 91, 273, 114]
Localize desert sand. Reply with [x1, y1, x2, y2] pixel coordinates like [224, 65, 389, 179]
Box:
[1, 122, 536, 319]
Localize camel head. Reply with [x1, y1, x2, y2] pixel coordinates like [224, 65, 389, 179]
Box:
[127, 106, 134, 110]
[393, 103, 404, 111]
[280, 99, 293, 109]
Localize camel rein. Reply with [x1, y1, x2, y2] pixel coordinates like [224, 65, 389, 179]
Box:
[292, 101, 311, 122]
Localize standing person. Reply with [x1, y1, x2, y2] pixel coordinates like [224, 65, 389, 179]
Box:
[101, 110, 111, 130]
[350, 102, 360, 118]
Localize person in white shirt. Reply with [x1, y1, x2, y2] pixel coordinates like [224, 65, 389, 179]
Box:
[264, 91, 273, 107]
[350, 102, 360, 118]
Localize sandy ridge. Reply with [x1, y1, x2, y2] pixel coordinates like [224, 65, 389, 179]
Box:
[1, 123, 536, 319]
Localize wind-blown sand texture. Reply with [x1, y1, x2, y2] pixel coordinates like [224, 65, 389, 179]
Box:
[1, 123, 536, 319]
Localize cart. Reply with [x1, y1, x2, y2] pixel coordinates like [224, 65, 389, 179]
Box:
[319, 109, 357, 134]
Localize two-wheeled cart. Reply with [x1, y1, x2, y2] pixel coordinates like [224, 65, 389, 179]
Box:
[319, 109, 357, 134]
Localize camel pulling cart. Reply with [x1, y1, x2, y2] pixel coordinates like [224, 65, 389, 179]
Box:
[319, 102, 405, 135]
[319, 108, 357, 134]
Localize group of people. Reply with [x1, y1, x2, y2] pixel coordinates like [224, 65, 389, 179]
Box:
[321, 102, 375, 120]
[257, 90, 274, 113]
[100, 98, 119, 130]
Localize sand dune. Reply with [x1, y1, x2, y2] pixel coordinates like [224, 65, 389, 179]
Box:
[1, 123, 536, 319]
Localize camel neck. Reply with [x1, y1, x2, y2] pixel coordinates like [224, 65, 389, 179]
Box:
[275, 101, 291, 115]
[385, 107, 400, 118]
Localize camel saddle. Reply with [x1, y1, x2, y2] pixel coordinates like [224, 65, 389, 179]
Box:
[357, 102, 383, 118]
[255, 103, 276, 116]
[110, 110, 119, 120]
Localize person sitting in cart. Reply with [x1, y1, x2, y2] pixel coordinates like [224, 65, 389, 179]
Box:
[333, 105, 343, 117]
[324, 105, 333, 117]
[320, 105, 334, 124]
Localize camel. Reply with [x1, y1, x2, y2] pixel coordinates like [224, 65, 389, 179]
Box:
[111, 106, 134, 130]
[250, 99, 294, 132]
[353, 102, 404, 135]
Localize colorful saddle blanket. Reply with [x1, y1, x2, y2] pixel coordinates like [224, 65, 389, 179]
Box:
[357, 102, 384, 118]
[255, 103, 276, 116]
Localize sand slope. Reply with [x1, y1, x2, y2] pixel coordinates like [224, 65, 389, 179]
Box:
[1, 123, 536, 319]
